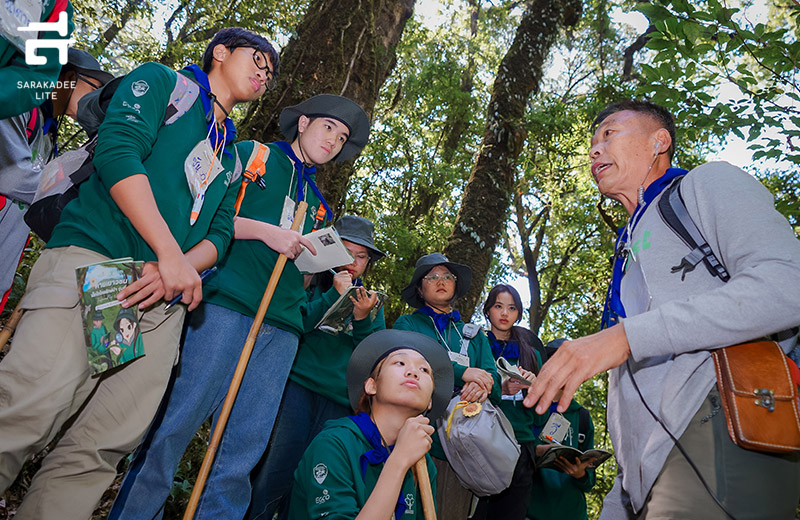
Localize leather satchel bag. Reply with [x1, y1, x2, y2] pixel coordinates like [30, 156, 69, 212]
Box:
[712, 340, 800, 453]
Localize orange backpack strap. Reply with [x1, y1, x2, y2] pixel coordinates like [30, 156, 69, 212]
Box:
[234, 142, 270, 216]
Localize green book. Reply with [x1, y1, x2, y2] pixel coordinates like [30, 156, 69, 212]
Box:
[75, 258, 144, 375]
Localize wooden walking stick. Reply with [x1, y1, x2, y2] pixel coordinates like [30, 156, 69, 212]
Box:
[413, 458, 437, 520]
[184, 201, 308, 520]
[0, 300, 24, 354]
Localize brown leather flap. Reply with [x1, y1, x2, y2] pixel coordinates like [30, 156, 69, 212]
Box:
[715, 341, 796, 400]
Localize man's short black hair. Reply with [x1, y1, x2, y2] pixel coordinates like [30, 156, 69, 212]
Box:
[202, 27, 280, 77]
[592, 100, 677, 160]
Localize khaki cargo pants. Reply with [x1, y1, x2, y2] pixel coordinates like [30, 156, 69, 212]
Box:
[0, 246, 186, 519]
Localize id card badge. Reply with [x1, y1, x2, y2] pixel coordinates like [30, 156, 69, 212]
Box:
[279, 196, 296, 229]
[448, 351, 470, 367]
[539, 412, 571, 444]
[185, 139, 224, 225]
[620, 250, 652, 316]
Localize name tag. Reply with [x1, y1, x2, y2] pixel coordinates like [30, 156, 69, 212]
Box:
[448, 351, 470, 367]
[539, 412, 571, 443]
[280, 196, 296, 230]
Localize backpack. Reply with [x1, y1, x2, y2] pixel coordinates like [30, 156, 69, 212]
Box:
[23, 71, 226, 242]
[657, 175, 799, 361]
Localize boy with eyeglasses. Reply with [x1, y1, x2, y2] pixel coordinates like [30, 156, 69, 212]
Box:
[0, 27, 277, 520]
[108, 94, 371, 520]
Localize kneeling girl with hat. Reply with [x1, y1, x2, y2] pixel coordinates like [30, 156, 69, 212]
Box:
[288, 329, 454, 519]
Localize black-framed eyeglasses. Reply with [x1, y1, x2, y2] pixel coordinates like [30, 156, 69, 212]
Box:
[236, 47, 278, 91]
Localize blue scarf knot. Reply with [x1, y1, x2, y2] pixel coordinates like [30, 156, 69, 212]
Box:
[415, 305, 461, 333]
[273, 140, 333, 222]
[349, 412, 407, 519]
[488, 331, 519, 361]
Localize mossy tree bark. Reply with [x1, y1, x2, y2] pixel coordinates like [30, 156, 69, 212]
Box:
[443, 0, 582, 318]
[240, 0, 416, 214]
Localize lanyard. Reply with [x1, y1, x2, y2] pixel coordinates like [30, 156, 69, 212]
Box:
[182, 65, 236, 157]
[273, 141, 333, 219]
[601, 168, 687, 329]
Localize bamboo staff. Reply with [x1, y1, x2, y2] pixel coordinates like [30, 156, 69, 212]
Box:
[184, 201, 308, 520]
[413, 458, 437, 520]
[0, 300, 24, 354]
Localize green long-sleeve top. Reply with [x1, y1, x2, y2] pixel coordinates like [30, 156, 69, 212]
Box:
[48, 63, 239, 264]
[289, 416, 436, 519]
[289, 282, 386, 408]
[528, 400, 596, 520]
[1, 0, 75, 118]
[203, 142, 322, 336]
[392, 311, 500, 459]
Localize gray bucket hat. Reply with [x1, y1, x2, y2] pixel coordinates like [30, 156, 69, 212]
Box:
[346, 329, 454, 422]
[65, 48, 114, 85]
[400, 253, 472, 308]
[334, 215, 386, 262]
[279, 94, 370, 162]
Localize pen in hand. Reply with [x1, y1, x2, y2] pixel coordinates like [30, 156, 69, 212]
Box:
[164, 267, 217, 310]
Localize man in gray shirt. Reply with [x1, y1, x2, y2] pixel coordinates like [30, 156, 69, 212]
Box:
[525, 100, 800, 519]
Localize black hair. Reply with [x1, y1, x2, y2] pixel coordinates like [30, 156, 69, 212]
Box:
[483, 283, 546, 374]
[591, 100, 676, 160]
[202, 27, 280, 77]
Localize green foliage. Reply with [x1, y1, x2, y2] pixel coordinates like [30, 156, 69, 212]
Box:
[635, 0, 800, 165]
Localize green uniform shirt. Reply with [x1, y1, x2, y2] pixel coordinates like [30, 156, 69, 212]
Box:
[393, 312, 500, 459]
[289, 283, 386, 408]
[289, 417, 437, 520]
[528, 400, 596, 520]
[203, 142, 322, 335]
[1, 0, 75, 118]
[48, 63, 240, 264]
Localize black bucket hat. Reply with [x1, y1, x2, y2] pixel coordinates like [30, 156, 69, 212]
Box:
[65, 48, 114, 85]
[400, 253, 472, 309]
[334, 215, 386, 262]
[279, 94, 370, 162]
[346, 329, 454, 422]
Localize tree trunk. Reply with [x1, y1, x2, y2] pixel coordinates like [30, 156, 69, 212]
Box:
[240, 0, 416, 215]
[443, 0, 582, 318]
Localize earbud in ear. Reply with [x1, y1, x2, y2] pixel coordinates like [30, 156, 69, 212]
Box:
[654, 141, 661, 154]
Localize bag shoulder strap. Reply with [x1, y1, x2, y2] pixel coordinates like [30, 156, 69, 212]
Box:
[460, 323, 480, 356]
[657, 175, 730, 282]
[234, 141, 270, 216]
[164, 72, 201, 126]
[577, 406, 590, 446]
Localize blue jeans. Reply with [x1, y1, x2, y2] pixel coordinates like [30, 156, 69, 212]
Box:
[108, 303, 299, 520]
[247, 380, 350, 520]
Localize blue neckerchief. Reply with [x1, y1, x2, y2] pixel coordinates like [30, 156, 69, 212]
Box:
[532, 402, 562, 437]
[349, 413, 407, 519]
[601, 168, 688, 329]
[415, 305, 461, 334]
[181, 64, 237, 157]
[273, 140, 333, 221]
[488, 331, 519, 361]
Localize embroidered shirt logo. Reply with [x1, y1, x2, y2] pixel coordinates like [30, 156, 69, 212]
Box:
[313, 463, 328, 484]
[404, 493, 415, 514]
[131, 80, 149, 97]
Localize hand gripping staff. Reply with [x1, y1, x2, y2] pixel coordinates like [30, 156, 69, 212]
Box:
[413, 458, 437, 520]
[183, 201, 308, 520]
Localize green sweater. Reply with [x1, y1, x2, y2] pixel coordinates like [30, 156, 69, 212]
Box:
[289, 282, 386, 408]
[48, 63, 239, 264]
[528, 400, 596, 520]
[392, 312, 500, 459]
[289, 417, 437, 520]
[203, 142, 322, 336]
[1, 0, 75, 118]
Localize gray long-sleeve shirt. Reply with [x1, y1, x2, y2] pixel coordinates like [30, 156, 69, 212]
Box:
[600, 161, 800, 516]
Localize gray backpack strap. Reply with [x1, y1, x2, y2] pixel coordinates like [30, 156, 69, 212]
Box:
[164, 72, 200, 126]
[460, 323, 480, 356]
[231, 144, 243, 183]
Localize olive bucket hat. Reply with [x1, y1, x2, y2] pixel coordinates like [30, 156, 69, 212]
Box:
[346, 329, 454, 422]
[279, 94, 370, 162]
[334, 215, 386, 263]
[400, 253, 472, 309]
